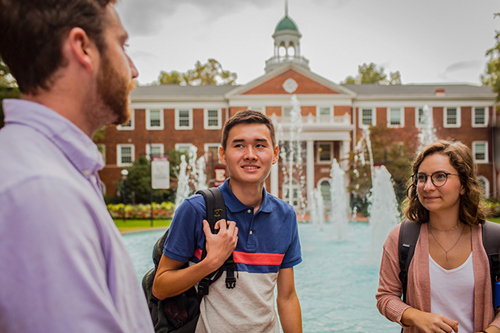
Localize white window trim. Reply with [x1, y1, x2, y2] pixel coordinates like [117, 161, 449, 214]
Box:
[145, 143, 164, 160]
[359, 108, 375, 127]
[117, 109, 135, 130]
[387, 107, 404, 128]
[204, 108, 222, 130]
[175, 143, 195, 154]
[117, 144, 135, 167]
[97, 144, 106, 165]
[250, 106, 264, 113]
[317, 142, 334, 164]
[175, 109, 193, 130]
[416, 107, 433, 128]
[204, 143, 221, 160]
[472, 141, 488, 163]
[443, 107, 461, 128]
[472, 106, 489, 128]
[146, 109, 164, 130]
[317, 106, 333, 121]
[478, 176, 490, 198]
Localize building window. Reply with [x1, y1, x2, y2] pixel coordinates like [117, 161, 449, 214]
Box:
[478, 176, 490, 198]
[146, 144, 164, 160]
[250, 107, 263, 113]
[283, 106, 293, 118]
[317, 142, 333, 163]
[204, 143, 220, 161]
[118, 109, 135, 130]
[472, 141, 488, 163]
[388, 107, 403, 127]
[146, 109, 164, 130]
[97, 144, 106, 164]
[444, 107, 461, 128]
[175, 143, 195, 155]
[204, 109, 221, 129]
[416, 107, 433, 128]
[359, 108, 375, 126]
[117, 144, 134, 166]
[318, 106, 333, 122]
[319, 179, 331, 211]
[473, 107, 488, 127]
[175, 109, 193, 130]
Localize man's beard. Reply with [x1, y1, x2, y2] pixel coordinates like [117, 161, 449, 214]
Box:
[96, 54, 135, 125]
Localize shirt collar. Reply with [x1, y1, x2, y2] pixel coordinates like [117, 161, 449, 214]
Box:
[219, 178, 272, 214]
[3, 99, 104, 176]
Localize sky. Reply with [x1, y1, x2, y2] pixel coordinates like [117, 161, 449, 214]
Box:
[116, 0, 500, 87]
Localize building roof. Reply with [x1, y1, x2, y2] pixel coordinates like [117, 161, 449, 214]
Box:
[275, 15, 299, 32]
[342, 84, 495, 97]
[131, 84, 238, 98]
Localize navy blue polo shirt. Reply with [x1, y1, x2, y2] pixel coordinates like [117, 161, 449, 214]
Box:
[164, 178, 302, 274]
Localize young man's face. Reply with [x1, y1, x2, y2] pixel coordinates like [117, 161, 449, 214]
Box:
[220, 123, 279, 187]
[95, 4, 138, 125]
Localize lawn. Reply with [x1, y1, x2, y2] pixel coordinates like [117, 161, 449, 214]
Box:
[114, 219, 172, 232]
[489, 217, 500, 223]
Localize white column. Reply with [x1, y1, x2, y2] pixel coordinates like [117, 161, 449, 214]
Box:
[271, 162, 279, 197]
[307, 140, 314, 212]
[341, 140, 350, 171]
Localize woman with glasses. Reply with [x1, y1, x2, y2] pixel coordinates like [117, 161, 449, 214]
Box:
[376, 140, 500, 333]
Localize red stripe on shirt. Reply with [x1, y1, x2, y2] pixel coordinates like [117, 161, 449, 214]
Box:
[233, 251, 284, 266]
[194, 248, 202, 260]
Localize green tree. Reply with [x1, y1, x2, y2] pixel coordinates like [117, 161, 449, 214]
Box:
[116, 156, 175, 204]
[342, 62, 402, 85]
[0, 56, 20, 128]
[157, 59, 237, 86]
[482, 13, 500, 101]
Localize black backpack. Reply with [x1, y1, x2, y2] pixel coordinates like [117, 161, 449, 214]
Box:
[142, 188, 237, 333]
[398, 219, 500, 307]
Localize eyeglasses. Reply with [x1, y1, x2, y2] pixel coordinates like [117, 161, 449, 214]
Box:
[411, 171, 460, 188]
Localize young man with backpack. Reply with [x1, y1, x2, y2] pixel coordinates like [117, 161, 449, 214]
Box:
[152, 110, 303, 332]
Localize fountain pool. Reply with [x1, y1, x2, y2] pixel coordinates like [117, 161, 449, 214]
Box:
[122, 223, 400, 332]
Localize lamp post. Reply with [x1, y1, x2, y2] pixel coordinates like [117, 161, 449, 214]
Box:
[121, 169, 129, 223]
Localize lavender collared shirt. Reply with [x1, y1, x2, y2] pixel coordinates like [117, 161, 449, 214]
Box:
[0, 99, 154, 332]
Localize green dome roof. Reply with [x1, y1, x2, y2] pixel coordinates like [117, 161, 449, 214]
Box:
[275, 16, 298, 32]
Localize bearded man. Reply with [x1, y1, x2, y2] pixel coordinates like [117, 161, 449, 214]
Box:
[0, 1, 154, 332]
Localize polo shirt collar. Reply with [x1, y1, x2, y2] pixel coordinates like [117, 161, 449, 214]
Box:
[219, 178, 273, 214]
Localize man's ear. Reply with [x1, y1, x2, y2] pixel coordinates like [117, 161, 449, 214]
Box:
[66, 27, 97, 72]
[272, 145, 279, 165]
[219, 146, 227, 166]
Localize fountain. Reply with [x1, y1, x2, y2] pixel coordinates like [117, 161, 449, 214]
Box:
[279, 95, 307, 216]
[174, 155, 190, 210]
[417, 104, 437, 154]
[195, 155, 208, 190]
[368, 165, 400, 260]
[310, 188, 325, 229]
[329, 159, 349, 240]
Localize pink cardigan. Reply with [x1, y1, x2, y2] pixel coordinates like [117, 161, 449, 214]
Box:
[376, 222, 500, 332]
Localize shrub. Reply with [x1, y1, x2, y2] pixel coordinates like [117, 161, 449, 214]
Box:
[107, 202, 175, 219]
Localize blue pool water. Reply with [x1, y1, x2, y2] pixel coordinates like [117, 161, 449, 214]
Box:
[122, 222, 400, 332]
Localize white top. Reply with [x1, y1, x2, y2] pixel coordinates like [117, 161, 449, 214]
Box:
[430, 253, 474, 333]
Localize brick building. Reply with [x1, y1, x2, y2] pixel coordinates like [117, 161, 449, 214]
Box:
[97, 13, 497, 207]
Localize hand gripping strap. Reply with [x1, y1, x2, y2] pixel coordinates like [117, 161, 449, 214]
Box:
[195, 188, 237, 294]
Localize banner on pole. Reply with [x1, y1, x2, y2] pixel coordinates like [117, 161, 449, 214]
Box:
[152, 156, 170, 189]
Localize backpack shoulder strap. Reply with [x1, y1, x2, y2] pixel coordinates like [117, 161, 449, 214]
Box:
[482, 221, 500, 308]
[398, 219, 421, 303]
[195, 187, 237, 294]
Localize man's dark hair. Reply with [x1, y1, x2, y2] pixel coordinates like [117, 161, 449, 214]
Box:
[221, 110, 276, 150]
[0, 0, 115, 95]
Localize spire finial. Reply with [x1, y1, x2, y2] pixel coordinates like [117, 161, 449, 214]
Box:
[285, 0, 288, 16]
